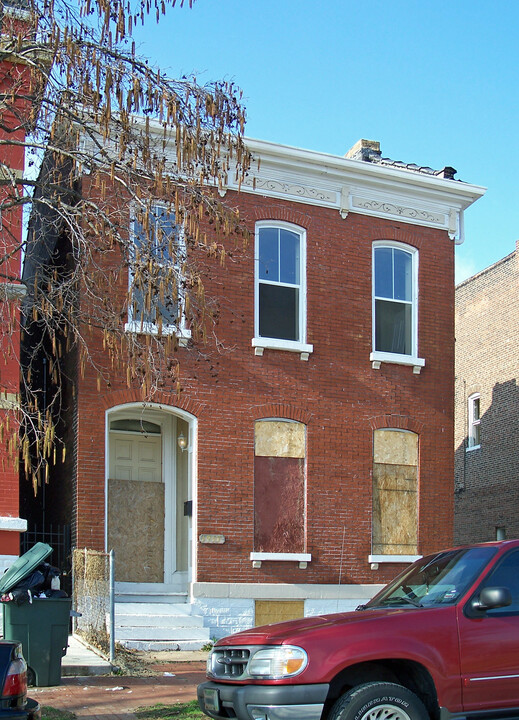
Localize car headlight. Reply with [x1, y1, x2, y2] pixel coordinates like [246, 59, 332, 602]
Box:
[248, 646, 308, 679]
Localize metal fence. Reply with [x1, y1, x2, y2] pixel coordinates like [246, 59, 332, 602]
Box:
[21, 524, 72, 595]
[72, 548, 115, 661]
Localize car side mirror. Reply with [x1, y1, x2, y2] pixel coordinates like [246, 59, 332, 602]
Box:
[472, 586, 512, 612]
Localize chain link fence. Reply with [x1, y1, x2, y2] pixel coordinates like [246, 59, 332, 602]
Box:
[72, 548, 115, 661]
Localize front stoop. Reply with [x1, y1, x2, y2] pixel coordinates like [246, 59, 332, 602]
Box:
[114, 600, 210, 651]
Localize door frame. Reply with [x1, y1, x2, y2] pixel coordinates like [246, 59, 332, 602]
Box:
[105, 402, 197, 590]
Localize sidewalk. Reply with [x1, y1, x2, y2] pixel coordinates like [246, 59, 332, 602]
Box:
[31, 636, 207, 719]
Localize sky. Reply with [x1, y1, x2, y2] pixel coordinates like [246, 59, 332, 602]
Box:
[132, 0, 519, 283]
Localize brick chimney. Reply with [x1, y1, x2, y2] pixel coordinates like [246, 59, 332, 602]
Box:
[345, 139, 382, 163]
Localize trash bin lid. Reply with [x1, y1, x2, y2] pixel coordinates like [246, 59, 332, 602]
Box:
[0, 542, 53, 594]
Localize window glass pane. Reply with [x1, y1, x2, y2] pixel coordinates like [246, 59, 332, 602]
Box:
[472, 423, 481, 447]
[259, 284, 298, 341]
[374, 247, 393, 299]
[473, 397, 480, 421]
[480, 550, 519, 615]
[279, 230, 300, 285]
[130, 205, 179, 328]
[393, 250, 412, 301]
[110, 419, 161, 434]
[375, 299, 411, 355]
[259, 228, 279, 281]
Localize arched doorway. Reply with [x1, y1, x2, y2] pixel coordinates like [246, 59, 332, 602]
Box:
[106, 403, 194, 594]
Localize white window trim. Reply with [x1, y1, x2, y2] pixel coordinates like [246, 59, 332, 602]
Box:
[253, 221, 312, 360]
[467, 392, 481, 451]
[125, 202, 191, 341]
[371, 241, 424, 372]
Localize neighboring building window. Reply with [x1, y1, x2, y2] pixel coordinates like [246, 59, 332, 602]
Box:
[254, 419, 306, 553]
[496, 526, 506, 541]
[126, 204, 188, 337]
[372, 242, 420, 362]
[253, 223, 312, 358]
[467, 393, 481, 449]
[372, 428, 418, 557]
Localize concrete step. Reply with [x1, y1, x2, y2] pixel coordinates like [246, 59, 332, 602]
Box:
[116, 625, 209, 641]
[114, 599, 210, 651]
[115, 593, 188, 603]
[116, 613, 203, 628]
[121, 639, 210, 651]
[116, 602, 192, 615]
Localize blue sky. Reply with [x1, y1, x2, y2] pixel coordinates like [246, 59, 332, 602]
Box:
[133, 0, 519, 283]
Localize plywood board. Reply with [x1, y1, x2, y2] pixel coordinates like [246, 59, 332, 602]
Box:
[108, 478, 164, 582]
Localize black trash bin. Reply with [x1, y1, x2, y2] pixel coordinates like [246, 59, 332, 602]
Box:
[0, 543, 71, 686]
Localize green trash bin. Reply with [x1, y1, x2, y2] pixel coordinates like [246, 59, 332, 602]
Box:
[3, 597, 71, 686]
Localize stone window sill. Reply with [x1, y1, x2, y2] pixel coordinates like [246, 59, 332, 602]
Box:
[370, 351, 425, 374]
[250, 552, 312, 569]
[252, 338, 313, 361]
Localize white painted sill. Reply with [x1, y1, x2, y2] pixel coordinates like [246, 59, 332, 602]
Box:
[252, 337, 313, 361]
[368, 555, 422, 564]
[465, 444, 481, 452]
[250, 552, 312, 569]
[125, 321, 191, 345]
[370, 351, 425, 374]
[0, 516, 28, 532]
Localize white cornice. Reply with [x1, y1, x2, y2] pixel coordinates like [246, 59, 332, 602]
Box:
[231, 137, 486, 242]
[90, 118, 486, 242]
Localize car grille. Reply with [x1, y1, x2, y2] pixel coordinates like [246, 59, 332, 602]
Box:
[209, 647, 251, 679]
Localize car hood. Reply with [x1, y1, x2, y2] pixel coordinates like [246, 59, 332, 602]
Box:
[215, 607, 415, 646]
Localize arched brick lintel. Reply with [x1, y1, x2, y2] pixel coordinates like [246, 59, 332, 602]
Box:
[99, 389, 205, 418]
[251, 403, 312, 425]
[251, 205, 313, 230]
[369, 414, 424, 435]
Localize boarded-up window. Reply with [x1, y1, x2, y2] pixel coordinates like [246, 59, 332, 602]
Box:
[254, 420, 305, 553]
[373, 429, 418, 555]
[255, 600, 305, 626]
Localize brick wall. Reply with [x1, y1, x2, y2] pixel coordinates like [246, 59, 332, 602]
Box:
[454, 241, 519, 543]
[71, 187, 455, 586]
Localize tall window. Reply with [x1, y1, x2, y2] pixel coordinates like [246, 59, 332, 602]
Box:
[372, 429, 418, 557]
[254, 419, 306, 553]
[373, 243, 418, 358]
[467, 393, 481, 449]
[127, 204, 185, 335]
[255, 223, 305, 344]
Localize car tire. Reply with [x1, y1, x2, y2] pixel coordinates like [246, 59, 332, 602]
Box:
[328, 682, 429, 720]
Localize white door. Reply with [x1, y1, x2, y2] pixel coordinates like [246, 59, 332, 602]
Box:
[108, 429, 165, 582]
[106, 409, 191, 593]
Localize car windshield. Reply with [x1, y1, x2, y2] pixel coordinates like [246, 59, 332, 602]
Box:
[362, 546, 497, 609]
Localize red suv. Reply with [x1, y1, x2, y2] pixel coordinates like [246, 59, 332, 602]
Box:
[198, 540, 519, 720]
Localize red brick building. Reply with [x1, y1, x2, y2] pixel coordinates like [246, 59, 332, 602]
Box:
[454, 241, 519, 544]
[23, 135, 484, 646]
[0, 1, 35, 573]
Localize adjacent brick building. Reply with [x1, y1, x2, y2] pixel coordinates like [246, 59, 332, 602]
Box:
[0, 0, 36, 572]
[22, 134, 484, 643]
[454, 241, 519, 544]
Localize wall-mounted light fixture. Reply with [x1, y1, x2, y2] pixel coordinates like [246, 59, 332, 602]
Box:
[177, 432, 187, 452]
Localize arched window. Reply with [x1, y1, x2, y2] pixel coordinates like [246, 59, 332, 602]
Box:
[372, 428, 418, 558]
[253, 222, 312, 359]
[371, 242, 422, 370]
[467, 393, 481, 449]
[254, 419, 306, 553]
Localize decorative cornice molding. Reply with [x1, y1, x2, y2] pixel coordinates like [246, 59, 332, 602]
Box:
[351, 196, 444, 225]
[242, 175, 336, 205]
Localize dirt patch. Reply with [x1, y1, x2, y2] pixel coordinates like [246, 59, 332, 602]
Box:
[113, 646, 209, 677]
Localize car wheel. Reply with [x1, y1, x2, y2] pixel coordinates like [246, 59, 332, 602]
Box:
[328, 682, 429, 720]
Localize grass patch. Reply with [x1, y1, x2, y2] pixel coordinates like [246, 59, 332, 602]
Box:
[41, 707, 76, 720]
[135, 700, 205, 720]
